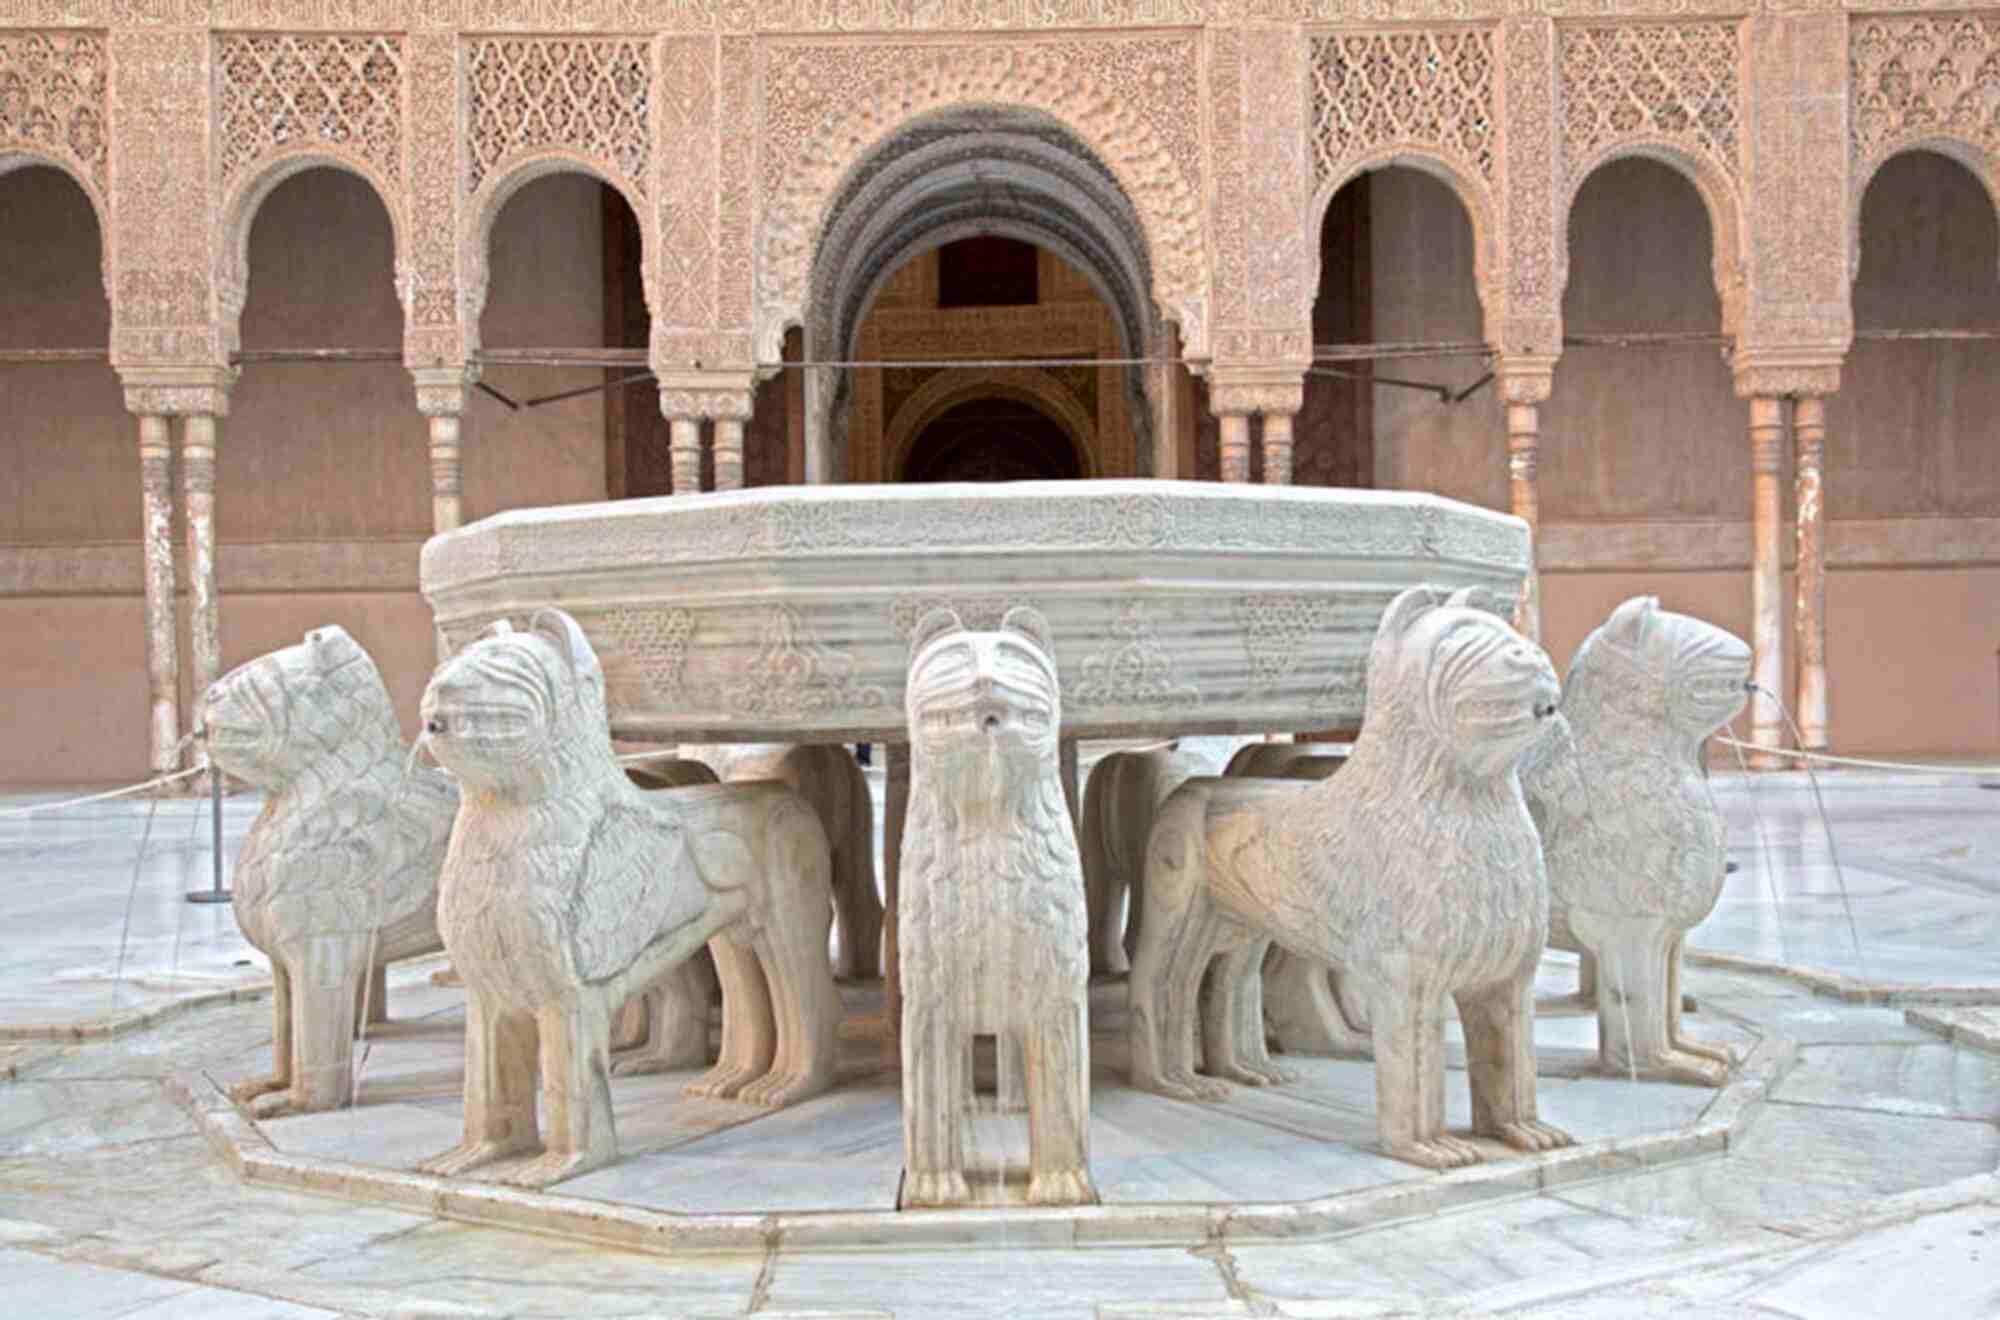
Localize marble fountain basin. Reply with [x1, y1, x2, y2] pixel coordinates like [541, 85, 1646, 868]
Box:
[420, 480, 1530, 743]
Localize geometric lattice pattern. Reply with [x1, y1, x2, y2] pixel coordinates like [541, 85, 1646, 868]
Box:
[0, 31, 108, 193]
[1558, 23, 1740, 181]
[1309, 30, 1496, 185]
[1851, 15, 2000, 171]
[467, 37, 650, 195]
[215, 35, 402, 187]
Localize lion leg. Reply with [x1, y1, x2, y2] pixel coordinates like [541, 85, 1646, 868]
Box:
[1128, 800, 1228, 1101]
[684, 938, 775, 1101]
[1577, 951, 1598, 1000]
[612, 954, 716, 1076]
[354, 963, 389, 1032]
[1369, 979, 1480, 1170]
[1081, 768, 1128, 978]
[610, 993, 649, 1053]
[900, 998, 970, 1208]
[1201, 938, 1296, 1087]
[738, 915, 840, 1109]
[417, 992, 539, 1177]
[502, 995, 618, 1188]
[1665, 933, 1735, 1071]
[1025, 998, 1097, 1206]
[1592, 918, 1728, 1087]
[1456, 965, 1573, 1154]
[1263, 948, 1373, 1057]
[255, 934, 367, 1118]
[231, 961, 292, 1108]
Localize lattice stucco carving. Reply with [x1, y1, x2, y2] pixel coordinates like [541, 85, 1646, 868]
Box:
[1309, 29, 1497, 188]
[759, 37, 1207, 360]
[1501, 16, 1560, 351]
[111, 28, 216, 365]
[653, 36, 715, 334]
[1558, 23, 1741, 185]
[465, 36, 651, 197]
[1851, 15, 2000, 196]
[403, 31, 460, 363]
[215, 34, 402, 187]
[0, 31, 107, 203]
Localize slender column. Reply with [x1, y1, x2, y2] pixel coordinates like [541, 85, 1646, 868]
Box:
[713, 417, 745, 491]
[1748, 396, 1786, 767]
[1217, 412, 1251, 482]
[1793, 395, 1828, 751]
[1260, 411, 1295, 485]
[181, 413, 222, 747]
[669, 417, 702, 494]
[1507, 402, 1542, 642]
[884, 742, 910, 1035]
[427, 414, 464, 531]
[137, 415, 182, 776]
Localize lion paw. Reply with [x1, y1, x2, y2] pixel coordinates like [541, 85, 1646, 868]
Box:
[1492, 1119, 1573, 1153]
[229, 1076, 286, 1107]
[737, 1066, 832, 1109]
[1629, 1049, 1730, 1088]
[612, 1046, 705, 1078]
[1027, 1167, 1098, 1206]
[1674, 1036, 1738, 1069]
[498, 1147, 607, 1189]
[415, 1138, 535, 1178]
[1384, 1134, 1484, 1170]
[683, 1061, 761, 1101]
[901, 1168, 972, 1208]
[248, 1089, 306, 1120]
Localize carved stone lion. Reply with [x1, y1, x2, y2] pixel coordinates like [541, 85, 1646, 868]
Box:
[613, 757, 722, 1077]
[690, 743, 883, 981]
[899, 606, 1096, 1207]
[1522, 596, 1752, 1086]
[415, 610, 842, 1188]
[201, 626, 456, 1117]
[1079, 743, 1219, 977]
[1130, 586, 1575, 1170]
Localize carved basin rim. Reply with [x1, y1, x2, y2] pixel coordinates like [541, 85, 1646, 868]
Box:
[420, 480, 1531, 743]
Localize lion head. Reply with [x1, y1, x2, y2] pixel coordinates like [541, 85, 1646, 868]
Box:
[1566, 597, 1751, 746]
[906, 605, 1062, 819]
[420, 608, 611, 800]
[1362, 586, 1562, 779]
[200, 626, 401, 790]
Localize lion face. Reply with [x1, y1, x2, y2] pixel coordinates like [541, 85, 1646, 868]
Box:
[1581, 597, 1752, 738]
[420, 609, 606, 796]
[906, 606, 1060, 805]
[200, 626, 383, 787]
[1370, 587, 1562, 778]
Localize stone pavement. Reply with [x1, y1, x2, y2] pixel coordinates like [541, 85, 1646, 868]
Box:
[0, 768, 1995, 1317]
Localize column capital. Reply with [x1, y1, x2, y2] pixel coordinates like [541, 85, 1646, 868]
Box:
[1207, 369, 1303, 418]
[657, 371, 756, 421]
[1731, 348, 1843, 400]
[119, 365, 236, 418]
[411, 364, 480, 417]
[1496, 354, 1558, 405]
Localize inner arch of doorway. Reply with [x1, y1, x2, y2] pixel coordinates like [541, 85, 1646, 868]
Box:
[0, 151, 111, 305]
[1850, 139, 2000, 286]
[1310, 148, 1500, 338]
[883, 366, 1102, 482]
[1560, 141, 1746, 339]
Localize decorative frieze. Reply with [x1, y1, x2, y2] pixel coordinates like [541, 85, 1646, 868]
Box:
[1557, 22, 1742, 187]
[464, 35, 651, 197]
[0, 30, 108, 202]
[215, 33, 402, 187]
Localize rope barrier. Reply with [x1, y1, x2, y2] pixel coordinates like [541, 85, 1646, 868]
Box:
[0, 766, 207, 820]
[1714, 736, 2000, 778]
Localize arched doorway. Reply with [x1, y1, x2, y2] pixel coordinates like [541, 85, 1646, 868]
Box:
[900, 397, 1085, 483]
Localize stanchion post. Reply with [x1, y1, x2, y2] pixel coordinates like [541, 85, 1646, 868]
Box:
[186, 765, 230, 904]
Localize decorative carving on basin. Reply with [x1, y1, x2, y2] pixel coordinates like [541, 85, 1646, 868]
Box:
[420, 481, 1531, 744]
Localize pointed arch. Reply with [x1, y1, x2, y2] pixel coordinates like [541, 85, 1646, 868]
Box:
[1560, 141, 1746, 338]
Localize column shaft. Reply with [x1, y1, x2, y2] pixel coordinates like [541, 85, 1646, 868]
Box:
[1261, 412, 1295, 486]
[181, 414, 222, 744]
[427, 412, 463, 532]
[1748, 396, 1786, 766]
[669, 417, 703, 494]
[714, 418, 745, 491]
[1507, 402, 1542, 642]
[1218, 413, 1251, 483]
[1793, 396, 1828, 751]
[138, 416, 182, 775]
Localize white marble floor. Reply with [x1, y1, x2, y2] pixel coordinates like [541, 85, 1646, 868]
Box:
[1, 767, 1996, 1317]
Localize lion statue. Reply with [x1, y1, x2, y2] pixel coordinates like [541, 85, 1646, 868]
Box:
[201, 625, 456, 1117]
[415, 610, 842, 1189]
[612, 757, 722, 1076]
[899, 606, 1096, 1207]
[1079, 742, 1221, 977]
[1130, 586, 1575, 1170]
[1522, 596, 1751, 1086]
[688, 743, 883, 981]
[1222, 743, 1347, 780]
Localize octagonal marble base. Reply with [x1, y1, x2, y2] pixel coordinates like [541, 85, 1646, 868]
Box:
[171, 964, 1791, 1255]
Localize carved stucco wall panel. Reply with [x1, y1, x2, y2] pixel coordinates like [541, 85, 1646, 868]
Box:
[1212, 26, 1312, 372]
[403, 30, 461, 365]
[1498, 15, 1561, 359]
[755, 35, 1208, 363]
[0, 30, 110, 229]
[654, 34, 717, 360]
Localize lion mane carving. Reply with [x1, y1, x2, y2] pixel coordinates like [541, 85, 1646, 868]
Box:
[415, 610, 842, 1188]
[1130, 586, 1575, 1170]
[1523, 596, 1751, 1086]
[899, 606, 1096, 1207]
[202, 625, 456, 1117]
